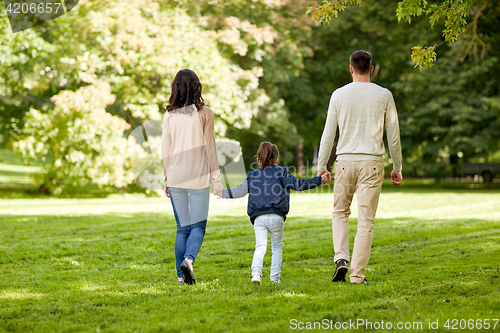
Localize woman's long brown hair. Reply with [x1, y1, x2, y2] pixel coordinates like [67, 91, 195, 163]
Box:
[257, 142, 279, 169]
[166, 69, 205, 112]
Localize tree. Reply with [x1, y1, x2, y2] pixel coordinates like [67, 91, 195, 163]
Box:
[167, 0, 316, 168]
[5, 0, 276, 192]
[306, 0, 491, 68]
[394, 1, 500, 178]
[13, 83, 135, 194]
[40, 0, 266, 133]
[4, 0, 498, 186]
[283, 0, 436, 166]
[290, 0, 499, 177]
[0, 18, 55, 147]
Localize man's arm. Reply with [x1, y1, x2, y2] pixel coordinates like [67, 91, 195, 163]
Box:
[220, 179, 249, 199]
[385, 92, 403, 185]
[385, 92, 402, 171]
[317, 93, 338, 173]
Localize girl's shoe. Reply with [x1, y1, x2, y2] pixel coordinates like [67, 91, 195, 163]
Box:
[251, 275, 261, 285]
[271, 279, 281, 284]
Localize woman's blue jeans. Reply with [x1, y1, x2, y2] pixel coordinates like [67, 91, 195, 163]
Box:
[169, 187, 210, 278]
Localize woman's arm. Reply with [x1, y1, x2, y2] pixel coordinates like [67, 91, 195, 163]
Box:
[161, 115, 171, 196]
[220, 179, 249, 199]
[202, 108, 223, 196]
[202, 108, 221, 183]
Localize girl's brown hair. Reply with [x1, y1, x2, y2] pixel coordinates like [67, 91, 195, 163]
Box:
[257, 142, 279, 169]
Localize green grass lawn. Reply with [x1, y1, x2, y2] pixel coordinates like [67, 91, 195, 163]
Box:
[1, 185, 499, 332]
[0, 149, 41, 185]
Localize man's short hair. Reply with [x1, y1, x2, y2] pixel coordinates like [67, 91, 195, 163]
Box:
[349, 50, 372, 74]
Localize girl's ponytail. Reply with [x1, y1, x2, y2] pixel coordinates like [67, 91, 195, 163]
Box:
[257, 142, 280, 169]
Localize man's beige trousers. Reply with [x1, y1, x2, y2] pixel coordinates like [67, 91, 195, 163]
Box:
[332, 160, 384, 283]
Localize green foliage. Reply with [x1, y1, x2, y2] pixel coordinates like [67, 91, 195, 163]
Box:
[288, 0, 436, 163]
[426, 0, 473, 43]
[0, 189, 499, 331]
[393, 1, 500, 176]
[0, 1, 276, 133]
[296, 0, 499, 175]
[411, 45, 437, 68]
[307, 0, 362, 25]
[171, 0, 317, 161]
[45, 1, 266, 133]
[0, 17, 55, 146]
[13, 83, 135, 194]
[2, 0, 320, 177]
[309, 0, 479, 68]
[396, 0, 428, 22]
[2, 0, 499, 184]
[4, 0, 286, 190]
[226, 99, 299, 169]
[394, 54, 500, 177]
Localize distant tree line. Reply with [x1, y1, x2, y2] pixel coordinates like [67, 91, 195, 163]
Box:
[1, 0, 498, 193]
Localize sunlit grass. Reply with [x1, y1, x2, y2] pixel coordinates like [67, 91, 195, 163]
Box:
[1, 148, 499, 332]
[0, 149, 41, 185]
[1, 188, 499, 332]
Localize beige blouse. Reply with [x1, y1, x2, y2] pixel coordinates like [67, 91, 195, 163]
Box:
[161, 105, 221, 189]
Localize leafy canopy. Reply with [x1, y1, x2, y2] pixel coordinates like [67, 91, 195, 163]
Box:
[14, 83, 135, 195]
[307, 0, 478, 68]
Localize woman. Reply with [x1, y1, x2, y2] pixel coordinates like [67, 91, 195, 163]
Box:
[161, 69, 223, 285]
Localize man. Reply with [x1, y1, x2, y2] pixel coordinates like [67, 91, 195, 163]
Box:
[317, 50, 403, 284]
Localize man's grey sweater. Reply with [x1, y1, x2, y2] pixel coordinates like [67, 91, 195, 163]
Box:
[317, 82, 403, 171]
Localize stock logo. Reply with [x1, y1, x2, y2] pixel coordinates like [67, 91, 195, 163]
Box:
[2, 0, 79, 33]
[127, 119, 247, 192]
[127, 119, 248, 219]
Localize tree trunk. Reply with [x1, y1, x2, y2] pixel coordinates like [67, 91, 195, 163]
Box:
[297, 138, 305, 176]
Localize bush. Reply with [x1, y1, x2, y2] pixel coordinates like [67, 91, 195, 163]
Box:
[13, 82, 135, 195]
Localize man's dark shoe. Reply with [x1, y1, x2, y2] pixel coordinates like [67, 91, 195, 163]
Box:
[180, 259, 196, 285]
[332, 259, 348, 282]
[352, 278, 370, 284]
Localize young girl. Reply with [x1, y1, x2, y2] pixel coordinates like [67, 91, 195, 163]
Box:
[219, 142, 328, 284]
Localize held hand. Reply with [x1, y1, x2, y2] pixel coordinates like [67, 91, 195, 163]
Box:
[391, 170, 403, 185]
[213, 182, 223, 197]
[317, 170, 331, 183]
[321, 173, 330, 184]
[164, 183, 169, 198]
